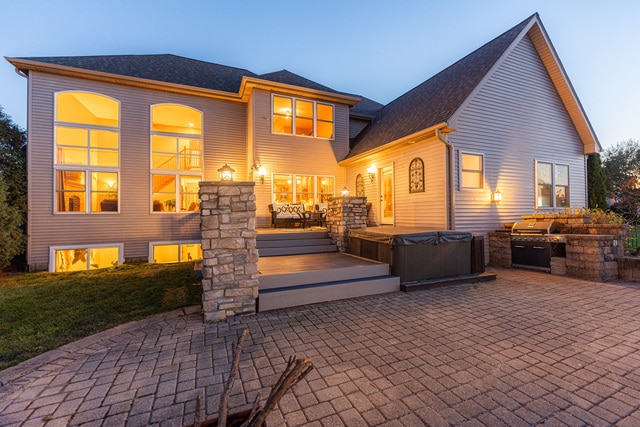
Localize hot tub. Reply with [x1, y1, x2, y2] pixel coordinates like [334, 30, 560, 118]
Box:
[348, 227, 482, 282]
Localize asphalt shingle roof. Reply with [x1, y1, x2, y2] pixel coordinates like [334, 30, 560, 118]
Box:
[346, 14, 535, 159]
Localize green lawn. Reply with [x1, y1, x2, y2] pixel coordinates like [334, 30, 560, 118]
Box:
[0, 262, 202, 371]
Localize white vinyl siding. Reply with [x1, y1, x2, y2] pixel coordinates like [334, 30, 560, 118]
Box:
[449, 34, 587, 242]
[26, 71, 247, 270]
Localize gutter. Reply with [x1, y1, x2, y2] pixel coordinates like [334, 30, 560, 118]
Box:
[437, 128, 456, 230]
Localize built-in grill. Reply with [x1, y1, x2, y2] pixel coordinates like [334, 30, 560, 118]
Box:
[510, 220, 566, 272]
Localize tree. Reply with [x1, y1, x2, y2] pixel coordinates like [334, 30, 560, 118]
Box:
[587, 153, 607, 209]
[602, 139, 640, 220]
[0, 106, 27, 269]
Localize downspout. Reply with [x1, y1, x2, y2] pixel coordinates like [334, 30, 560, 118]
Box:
[437, 128, 455, 230]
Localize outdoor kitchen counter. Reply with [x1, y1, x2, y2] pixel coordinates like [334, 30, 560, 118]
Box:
[348, 227, 477, 282]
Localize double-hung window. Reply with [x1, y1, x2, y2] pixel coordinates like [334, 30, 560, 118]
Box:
[272, 95, 334, 139]
[536, 161, 570, 208]
[54, 92, 120, 213]
[151, 104, 203, 213]
[460, 152, 484, 189]
[272, 174, 334, 210]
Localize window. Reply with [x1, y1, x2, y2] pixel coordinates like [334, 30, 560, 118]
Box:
[409, 158, 425, 193]
[54, 92, 119, 213]
[460, 152, 484, 189]
[151, 104, 203, 212]
[50, 244, 122, 272]
[151, 241, 202, 264]
[272, 95, 334, 139]
[356, 174, 365, 197]
[537, 161, 570, 208]
[272, 174, 334, 210]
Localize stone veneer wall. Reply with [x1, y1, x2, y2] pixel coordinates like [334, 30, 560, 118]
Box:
[325, 196, 367, 252]
[618, 257, 640, 283]
[199, 181, 259, 322]
[488, 232, 511, 268]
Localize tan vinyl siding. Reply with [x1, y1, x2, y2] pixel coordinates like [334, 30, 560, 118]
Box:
[27, 71, 247, 269]
[250, 89, 350, 227]
[345, 138, 447, 228]
[449, 34, 587, 239]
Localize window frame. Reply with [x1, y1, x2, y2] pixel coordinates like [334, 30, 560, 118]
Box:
[271, 94, 334, 140]
[150, 104, 204, 214]
[409, 157, 425, 193]
[149, 240, 202, 264]
[48, 243, 123, 272]
[53, 91, 121, 214]
[535, 160, 571, 209]
[271, 173, 335, 208]
[459, 151, 485, 190]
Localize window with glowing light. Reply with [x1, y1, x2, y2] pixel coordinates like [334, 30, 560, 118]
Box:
[54, 92, 120, 213]
[151, 104, 203, 212]
[151, 242, 202, 264]
[460, 152, 484, 190]
[272, 174, 334, 210]
[272, 95, 334, 139]
[50, 244, 122, 272]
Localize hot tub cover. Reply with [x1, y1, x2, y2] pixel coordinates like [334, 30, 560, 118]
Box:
[348, 227, 471, 246]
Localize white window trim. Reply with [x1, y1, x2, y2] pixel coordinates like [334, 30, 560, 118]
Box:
[535, 160, 571, 209]
[271, 94, 335, 140]
[53, 91, 121, 214]
[49, 243, 124, 273]
[150, 104, 204, 214]
[459, 151, 485, 190]
[149, 240, 201, 264]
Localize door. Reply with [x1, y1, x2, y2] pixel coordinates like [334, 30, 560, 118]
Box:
[381, 166, 394, 225]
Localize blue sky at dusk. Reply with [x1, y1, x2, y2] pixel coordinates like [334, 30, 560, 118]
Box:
[1, 0, 638, 148]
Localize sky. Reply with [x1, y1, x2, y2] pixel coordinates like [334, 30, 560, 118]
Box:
[1, 0, 638, 149]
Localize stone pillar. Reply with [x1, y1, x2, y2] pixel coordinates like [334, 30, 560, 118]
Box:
[199, 181, 258, 322]
[325, 196, 367, 252]
[488, 232, 512, 268]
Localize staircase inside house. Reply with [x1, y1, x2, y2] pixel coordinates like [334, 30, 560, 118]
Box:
[257, 229, 400, 311]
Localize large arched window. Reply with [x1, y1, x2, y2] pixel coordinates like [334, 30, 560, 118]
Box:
[54, 92, 120, 213]
[151, 104, 203, 213]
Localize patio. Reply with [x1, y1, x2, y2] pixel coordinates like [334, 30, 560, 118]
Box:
[2, 268, 640, 426]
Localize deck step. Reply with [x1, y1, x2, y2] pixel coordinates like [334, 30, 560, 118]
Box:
[258, 275, 400, 312]
[257, 230, 337, 257]
[260, 261, 390, 289]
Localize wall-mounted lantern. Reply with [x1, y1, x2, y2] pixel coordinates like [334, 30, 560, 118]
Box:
[367, 165, 377, 183]
[491, 189, 502, 203]
[218, 164, 235, 181]
[341, 187, 350, 196]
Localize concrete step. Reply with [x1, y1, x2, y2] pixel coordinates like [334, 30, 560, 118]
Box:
[258, 275, 400, 312]
[258, 244, 338, 257]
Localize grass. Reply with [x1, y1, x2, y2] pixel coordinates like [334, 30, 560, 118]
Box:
[0, 262, 202, 371]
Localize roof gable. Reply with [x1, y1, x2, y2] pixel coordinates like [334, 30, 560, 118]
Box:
[347, 13, 600, 159]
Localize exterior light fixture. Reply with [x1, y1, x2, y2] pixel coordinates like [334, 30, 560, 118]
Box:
[492, 189, 502, 203]
[218, 163, 235, 181]
[341, 187, 350, 196]
[257, 166, 266, 184]
[367, 165, 377, 183]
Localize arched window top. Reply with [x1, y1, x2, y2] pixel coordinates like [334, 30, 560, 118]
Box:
[56, 92, 119, 127]
[409, 157, 425, 193]
[151, 104, 202, 135]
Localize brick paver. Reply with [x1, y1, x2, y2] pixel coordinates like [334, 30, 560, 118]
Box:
[2, 268, 640, 425]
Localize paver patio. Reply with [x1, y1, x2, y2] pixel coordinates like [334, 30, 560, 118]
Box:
[2, 267, 640, 426]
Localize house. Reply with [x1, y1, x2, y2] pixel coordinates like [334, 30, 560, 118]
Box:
[5, 13, 600, 273]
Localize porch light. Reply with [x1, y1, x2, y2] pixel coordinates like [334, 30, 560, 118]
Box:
[367, 165, 377, 183]
[218, 164, 235, 181]
[492, 189, 502, 203]
[257, 166, 266, 184]
[341, 187, 350, 196]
